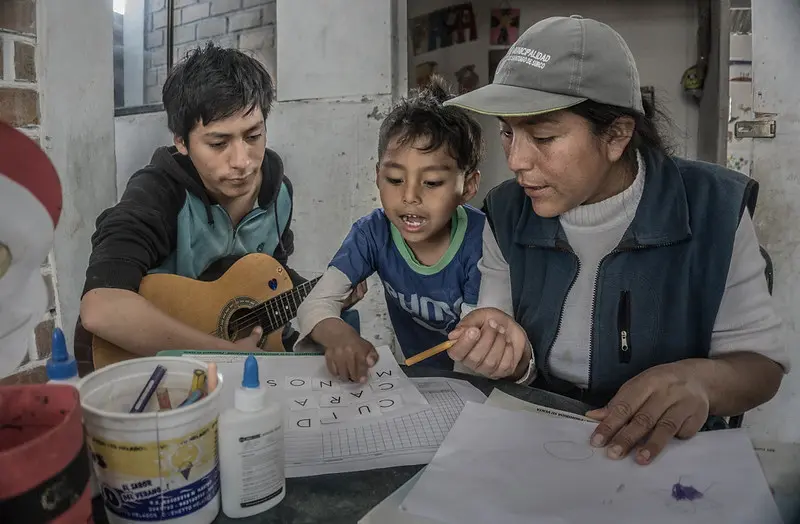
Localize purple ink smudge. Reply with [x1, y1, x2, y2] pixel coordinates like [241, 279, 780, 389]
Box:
[671, 482, 704, 501]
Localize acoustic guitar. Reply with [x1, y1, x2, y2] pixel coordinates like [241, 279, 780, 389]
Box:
[91, 253, 321, 370]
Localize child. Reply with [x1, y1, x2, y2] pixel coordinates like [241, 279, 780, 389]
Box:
[296, 76, 485, 382]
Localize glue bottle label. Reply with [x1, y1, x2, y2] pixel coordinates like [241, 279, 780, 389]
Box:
[238, 424, 284, 508]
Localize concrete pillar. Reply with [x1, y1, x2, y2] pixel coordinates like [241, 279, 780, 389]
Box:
[270, 0, 406, 349]
[747, 0, 800, 442]
[39, 0, 118, 359]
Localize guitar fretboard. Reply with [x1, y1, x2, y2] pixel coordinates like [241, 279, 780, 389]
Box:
[251, 276, 322, 334]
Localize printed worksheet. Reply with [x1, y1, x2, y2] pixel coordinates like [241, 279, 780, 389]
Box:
[186, 348, 486, 477]
[284, 378, 486, 477]
[191, 345, 426, 422]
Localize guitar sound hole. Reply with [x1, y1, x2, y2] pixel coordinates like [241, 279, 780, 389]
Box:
[227, 308, 258, 341]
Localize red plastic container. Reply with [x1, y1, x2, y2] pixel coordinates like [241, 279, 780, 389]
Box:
[0, 384, 93, 523]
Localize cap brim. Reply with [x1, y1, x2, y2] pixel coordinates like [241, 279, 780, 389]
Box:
[444, 83, 586, 117]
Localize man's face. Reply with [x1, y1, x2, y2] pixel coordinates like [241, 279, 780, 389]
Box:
[175, 108, 267, 202]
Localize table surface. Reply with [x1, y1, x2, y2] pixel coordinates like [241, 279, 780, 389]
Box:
[92, 366, 591, 524]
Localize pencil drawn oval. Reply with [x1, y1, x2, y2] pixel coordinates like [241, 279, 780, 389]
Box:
[543, 440, 594, 461]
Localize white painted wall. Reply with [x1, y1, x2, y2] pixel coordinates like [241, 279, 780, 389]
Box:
[743, 1, 800, 444]
[408, 0, 700, 205]
[273, 0, 405, 350]
[39, 0, 118, 352]
[115, 112, 171, 197]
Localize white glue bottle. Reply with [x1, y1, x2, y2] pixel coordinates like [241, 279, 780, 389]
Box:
[46, 327, 79, 385]
[219, 355, 285, 518]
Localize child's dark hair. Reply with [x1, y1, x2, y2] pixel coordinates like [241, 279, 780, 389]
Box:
[163, 43, 274, 143]
[566, 95, 674, 169]
[378, 75, 484, 173]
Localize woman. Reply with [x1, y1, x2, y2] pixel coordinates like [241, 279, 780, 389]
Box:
[444, 16, 788, 465]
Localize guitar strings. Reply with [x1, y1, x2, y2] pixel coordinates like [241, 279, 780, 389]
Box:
[209, 279, 316, 337]
[209, 298, 291, 338]
[208, 276, 322, 339]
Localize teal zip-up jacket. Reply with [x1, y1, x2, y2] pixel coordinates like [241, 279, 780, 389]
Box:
[83, 146, 301, 295]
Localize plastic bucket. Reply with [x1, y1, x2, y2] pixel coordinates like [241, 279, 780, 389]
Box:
[0, 384, 93, 523]
[77, 357, 224, 524]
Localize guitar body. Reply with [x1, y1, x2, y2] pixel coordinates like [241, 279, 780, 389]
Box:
[91, 254, 294, 370]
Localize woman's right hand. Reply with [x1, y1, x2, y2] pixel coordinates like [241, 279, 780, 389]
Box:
[447, 307, 531, 380]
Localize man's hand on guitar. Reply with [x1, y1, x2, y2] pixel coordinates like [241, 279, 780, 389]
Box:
[342, 280, 368, 310]
[325, 332, 379, 384]
[233, 326, 265, 351]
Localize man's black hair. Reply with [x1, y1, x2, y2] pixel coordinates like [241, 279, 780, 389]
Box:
[163, 42, 275, 142]
[378, 75, 484, 173]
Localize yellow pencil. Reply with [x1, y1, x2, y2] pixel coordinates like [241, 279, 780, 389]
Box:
[404, 340, 456, 366]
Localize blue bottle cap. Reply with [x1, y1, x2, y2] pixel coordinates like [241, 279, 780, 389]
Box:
[242, 355, 260, 389]
[46, 327, 78, 381]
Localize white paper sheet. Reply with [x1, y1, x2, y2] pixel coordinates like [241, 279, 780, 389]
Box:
[190, 345, 427, 419]
[187, 346, 487, 477]
[753, 441, 800, 522]
[360, 389, 592, 524]
[283, 377, 486, 477]
[400, 402, 783, 524]
[484, 388, 596, 423]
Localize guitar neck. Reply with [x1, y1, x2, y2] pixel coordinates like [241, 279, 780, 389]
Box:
[257, 276, 322, 333]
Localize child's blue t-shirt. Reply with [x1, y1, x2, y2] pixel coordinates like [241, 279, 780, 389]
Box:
[329, 205, 484, 370]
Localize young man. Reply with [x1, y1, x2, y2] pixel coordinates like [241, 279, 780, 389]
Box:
[79, 44, 361, 357]
[297, 76, 486, 382]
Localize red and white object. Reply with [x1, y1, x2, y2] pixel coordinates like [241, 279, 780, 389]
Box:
[0, 122, 62, 378]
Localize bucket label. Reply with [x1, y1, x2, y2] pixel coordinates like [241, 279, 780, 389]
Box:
[88, 419, 219, 521]
[101, 467, 219, 521]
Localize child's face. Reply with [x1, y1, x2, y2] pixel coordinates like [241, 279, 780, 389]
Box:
[377, 137, 479, 246]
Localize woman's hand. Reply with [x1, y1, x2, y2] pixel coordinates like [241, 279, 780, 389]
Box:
[447, 307, 531, 379]
[586, 360, 710, 465]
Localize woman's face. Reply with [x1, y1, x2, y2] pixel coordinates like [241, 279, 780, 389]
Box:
[499, 111, 633, 218]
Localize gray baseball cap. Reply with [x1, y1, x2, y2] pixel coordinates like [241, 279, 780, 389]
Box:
[445, 15, 643, 116]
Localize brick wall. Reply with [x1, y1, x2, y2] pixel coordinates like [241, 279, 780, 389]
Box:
[0, 0, 63, 384]
[143, 0, 276, 104]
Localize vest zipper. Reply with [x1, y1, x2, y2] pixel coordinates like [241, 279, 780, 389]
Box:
[587, 239, 680, 390]
[538, 241, 580, 381]
[618, 290, 631, 363]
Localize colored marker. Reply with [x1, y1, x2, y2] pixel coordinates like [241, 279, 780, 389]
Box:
[178, 389, 204, 407]
[130, 365, 167, 414]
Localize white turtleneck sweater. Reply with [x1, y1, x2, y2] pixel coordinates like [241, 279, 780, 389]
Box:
[477, 153, 788, 387]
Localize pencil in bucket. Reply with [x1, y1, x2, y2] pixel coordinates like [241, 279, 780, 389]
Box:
[77, 357, 224, 524]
